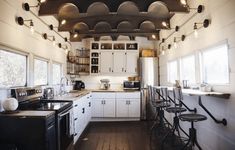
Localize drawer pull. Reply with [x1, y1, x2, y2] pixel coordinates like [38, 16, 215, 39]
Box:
[74, 118, 78, 121]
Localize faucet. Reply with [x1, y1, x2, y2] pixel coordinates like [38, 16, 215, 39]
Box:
[59, 76, 69, 95]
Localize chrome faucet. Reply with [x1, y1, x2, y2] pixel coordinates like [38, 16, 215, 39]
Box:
[59, 76, 69, 95]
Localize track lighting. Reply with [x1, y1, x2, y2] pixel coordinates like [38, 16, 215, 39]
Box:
[193, 19, 210, 38]
[52, 36, 56, 46]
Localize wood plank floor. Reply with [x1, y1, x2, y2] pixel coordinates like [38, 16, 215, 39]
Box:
[75, 121, 151, 150]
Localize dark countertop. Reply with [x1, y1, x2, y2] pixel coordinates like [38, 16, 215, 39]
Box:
[0, 110, 55, 118]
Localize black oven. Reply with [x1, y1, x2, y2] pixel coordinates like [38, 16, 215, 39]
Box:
[57, 104, 73, 150]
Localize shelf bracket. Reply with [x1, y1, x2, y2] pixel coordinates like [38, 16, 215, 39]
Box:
[198, 96, 227, 126]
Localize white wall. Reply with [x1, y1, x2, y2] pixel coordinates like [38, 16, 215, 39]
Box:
[159, 0, 235, 149]
[0, 0, 70, 110]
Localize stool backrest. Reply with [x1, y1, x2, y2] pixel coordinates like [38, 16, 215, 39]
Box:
[160, 87, 169, 102]
[173, 87, 183, 107]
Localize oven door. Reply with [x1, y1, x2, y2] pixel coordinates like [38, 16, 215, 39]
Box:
[57, 106, 74, 150]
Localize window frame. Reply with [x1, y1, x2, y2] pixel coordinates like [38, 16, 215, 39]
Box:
[33, 56, 49, 86]
[179, 54, 197, 84]
[0, 45, 28, 88]
[52, 61, 62, 85]
[199, 42, 230, 85]
[167, 59, 179, 84]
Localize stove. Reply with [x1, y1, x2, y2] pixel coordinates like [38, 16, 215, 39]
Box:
[11, 87, 73, 150]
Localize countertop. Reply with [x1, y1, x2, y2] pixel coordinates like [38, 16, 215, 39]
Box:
[52, 89, 140, 101]
[0, 110, 55, 118]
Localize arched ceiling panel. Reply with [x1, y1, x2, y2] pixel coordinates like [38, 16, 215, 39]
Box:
[87, 2, 109, 16]
[140, 20, 156, 31]
[148, 1, 170, 18]
[117, 1, 139, 16]
[94, 21, 112, 33]
[117, 21, 134, 32]
[58, 3, 79, 19]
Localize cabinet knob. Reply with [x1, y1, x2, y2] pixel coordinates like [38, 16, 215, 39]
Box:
[74, 118, 78, 121]
[89, 102, 91, 107]
[74, 104, 78, 107]
[82, 108, 85, 114]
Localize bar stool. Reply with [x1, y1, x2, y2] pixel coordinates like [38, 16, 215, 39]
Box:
[179, 97, 207, 150]
[161, 87, 188, 149]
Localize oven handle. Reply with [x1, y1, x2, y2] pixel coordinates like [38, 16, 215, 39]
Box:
[58, 111, 70, 118]
[58, 106, 73, 118]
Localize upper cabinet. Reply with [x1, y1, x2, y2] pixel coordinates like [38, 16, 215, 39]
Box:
[90, 41, 139, 75]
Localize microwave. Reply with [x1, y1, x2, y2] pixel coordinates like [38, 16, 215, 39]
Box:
[123, 81, 140, 90]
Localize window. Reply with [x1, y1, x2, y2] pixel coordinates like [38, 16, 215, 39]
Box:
[52, 63, 62, 85]
[0, 49, 27, 87]
[34, 58, 48, 86]
[201, 44, 229, 84]
[167, 60, 178, 83]
[180, 55, 196, 84]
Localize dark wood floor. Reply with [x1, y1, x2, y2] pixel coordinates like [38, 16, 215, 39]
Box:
[75, 121, 151, 150]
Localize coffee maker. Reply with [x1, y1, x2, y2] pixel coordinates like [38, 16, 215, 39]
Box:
[74, 80, 85, 90]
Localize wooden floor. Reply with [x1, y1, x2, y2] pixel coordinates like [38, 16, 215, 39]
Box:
[75, 121, 151, 150]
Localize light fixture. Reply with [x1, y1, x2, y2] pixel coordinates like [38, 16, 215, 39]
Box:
[189, 5, 204, 13]
[29, 20, 34, 34]
[193, 19, 210, 38]
[61, 19, 66, 25]
[194, 23, 198, 38]
[16, 16, 34, 34]
[180, 0, 187, 6]
[52, 36, 56, 46]
[42, 33, 48, 39]
[152, 34, 156, 39]
[168, 44, 172, 50]
[174, 37, 178, 49]
[64, 37, 68, 42]
[162, 21, 168, 27]
[22, 1, 47, 11]
[73, 33, 78, 38]
[58, 43, 62, 48]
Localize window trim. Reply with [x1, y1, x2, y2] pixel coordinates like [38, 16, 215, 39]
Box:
[33, 56, 49, 86]
[0, 45, 28, 88]
[52, 61, 62, 85]
[199, 42, 230, 85]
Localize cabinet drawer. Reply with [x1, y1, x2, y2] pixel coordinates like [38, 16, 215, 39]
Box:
[116, 92, 140, 99]
[92, 92, 116, 99]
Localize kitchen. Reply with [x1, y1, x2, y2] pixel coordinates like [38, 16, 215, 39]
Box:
[0, 0, 235, 150]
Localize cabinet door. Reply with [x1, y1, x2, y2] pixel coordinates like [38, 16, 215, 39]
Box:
[85, 94, 92, 125]
[113, 52, 126, 73]
[128, 99, 141, 118]
[100, 51, 113, 73]
[103, 99, 116, 117]
[92, 99, 103, 117]
[116, 99, 129, 117]
[126, 52, 139, 74]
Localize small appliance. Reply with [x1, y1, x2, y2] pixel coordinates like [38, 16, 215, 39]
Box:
[100, 79, 110, 90]
[123, 81, 140, 90]
[43, 87, 54, 99]
[74, 80, 85, 90]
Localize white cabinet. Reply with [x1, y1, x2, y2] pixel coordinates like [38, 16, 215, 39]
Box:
[113, 52, 126, 73]
[73, 93, 92, 144]
[126, 52, 139, 74]
[92, 92, 116, 118]
[116, 92, 141, 118]
[100, 51, 113, 73]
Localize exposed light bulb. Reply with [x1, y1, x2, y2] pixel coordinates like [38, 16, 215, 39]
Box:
[180, 0, 187, 5]
[65, 49, 68, 54]
[152, 34, 156, 39]
[162, 21, 167, 27]
[173, 37, 177, 49]
[194, 30, 198, 38]
[61, 19, 66, 25]
[161, 50, 165, 56]
[52, 36, 56, 46]
[40, 0, 46, 3]
[30, 21, 34, 34]
[73, 33, 78, 38]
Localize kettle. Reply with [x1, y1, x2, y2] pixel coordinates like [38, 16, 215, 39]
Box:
[74, 80, 85, 90]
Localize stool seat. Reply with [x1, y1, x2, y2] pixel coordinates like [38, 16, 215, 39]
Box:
[179, 113, 207, 122]
[166, 107, 187, 113]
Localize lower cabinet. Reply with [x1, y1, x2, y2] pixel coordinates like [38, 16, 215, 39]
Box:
[73, 93, 91, 144]
[116, 99, 140, 118]
[92, 98, 116, 117]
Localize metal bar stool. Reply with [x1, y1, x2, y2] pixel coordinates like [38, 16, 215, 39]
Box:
[161, 87, 189, 149]
[179, 96, 207, 150]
